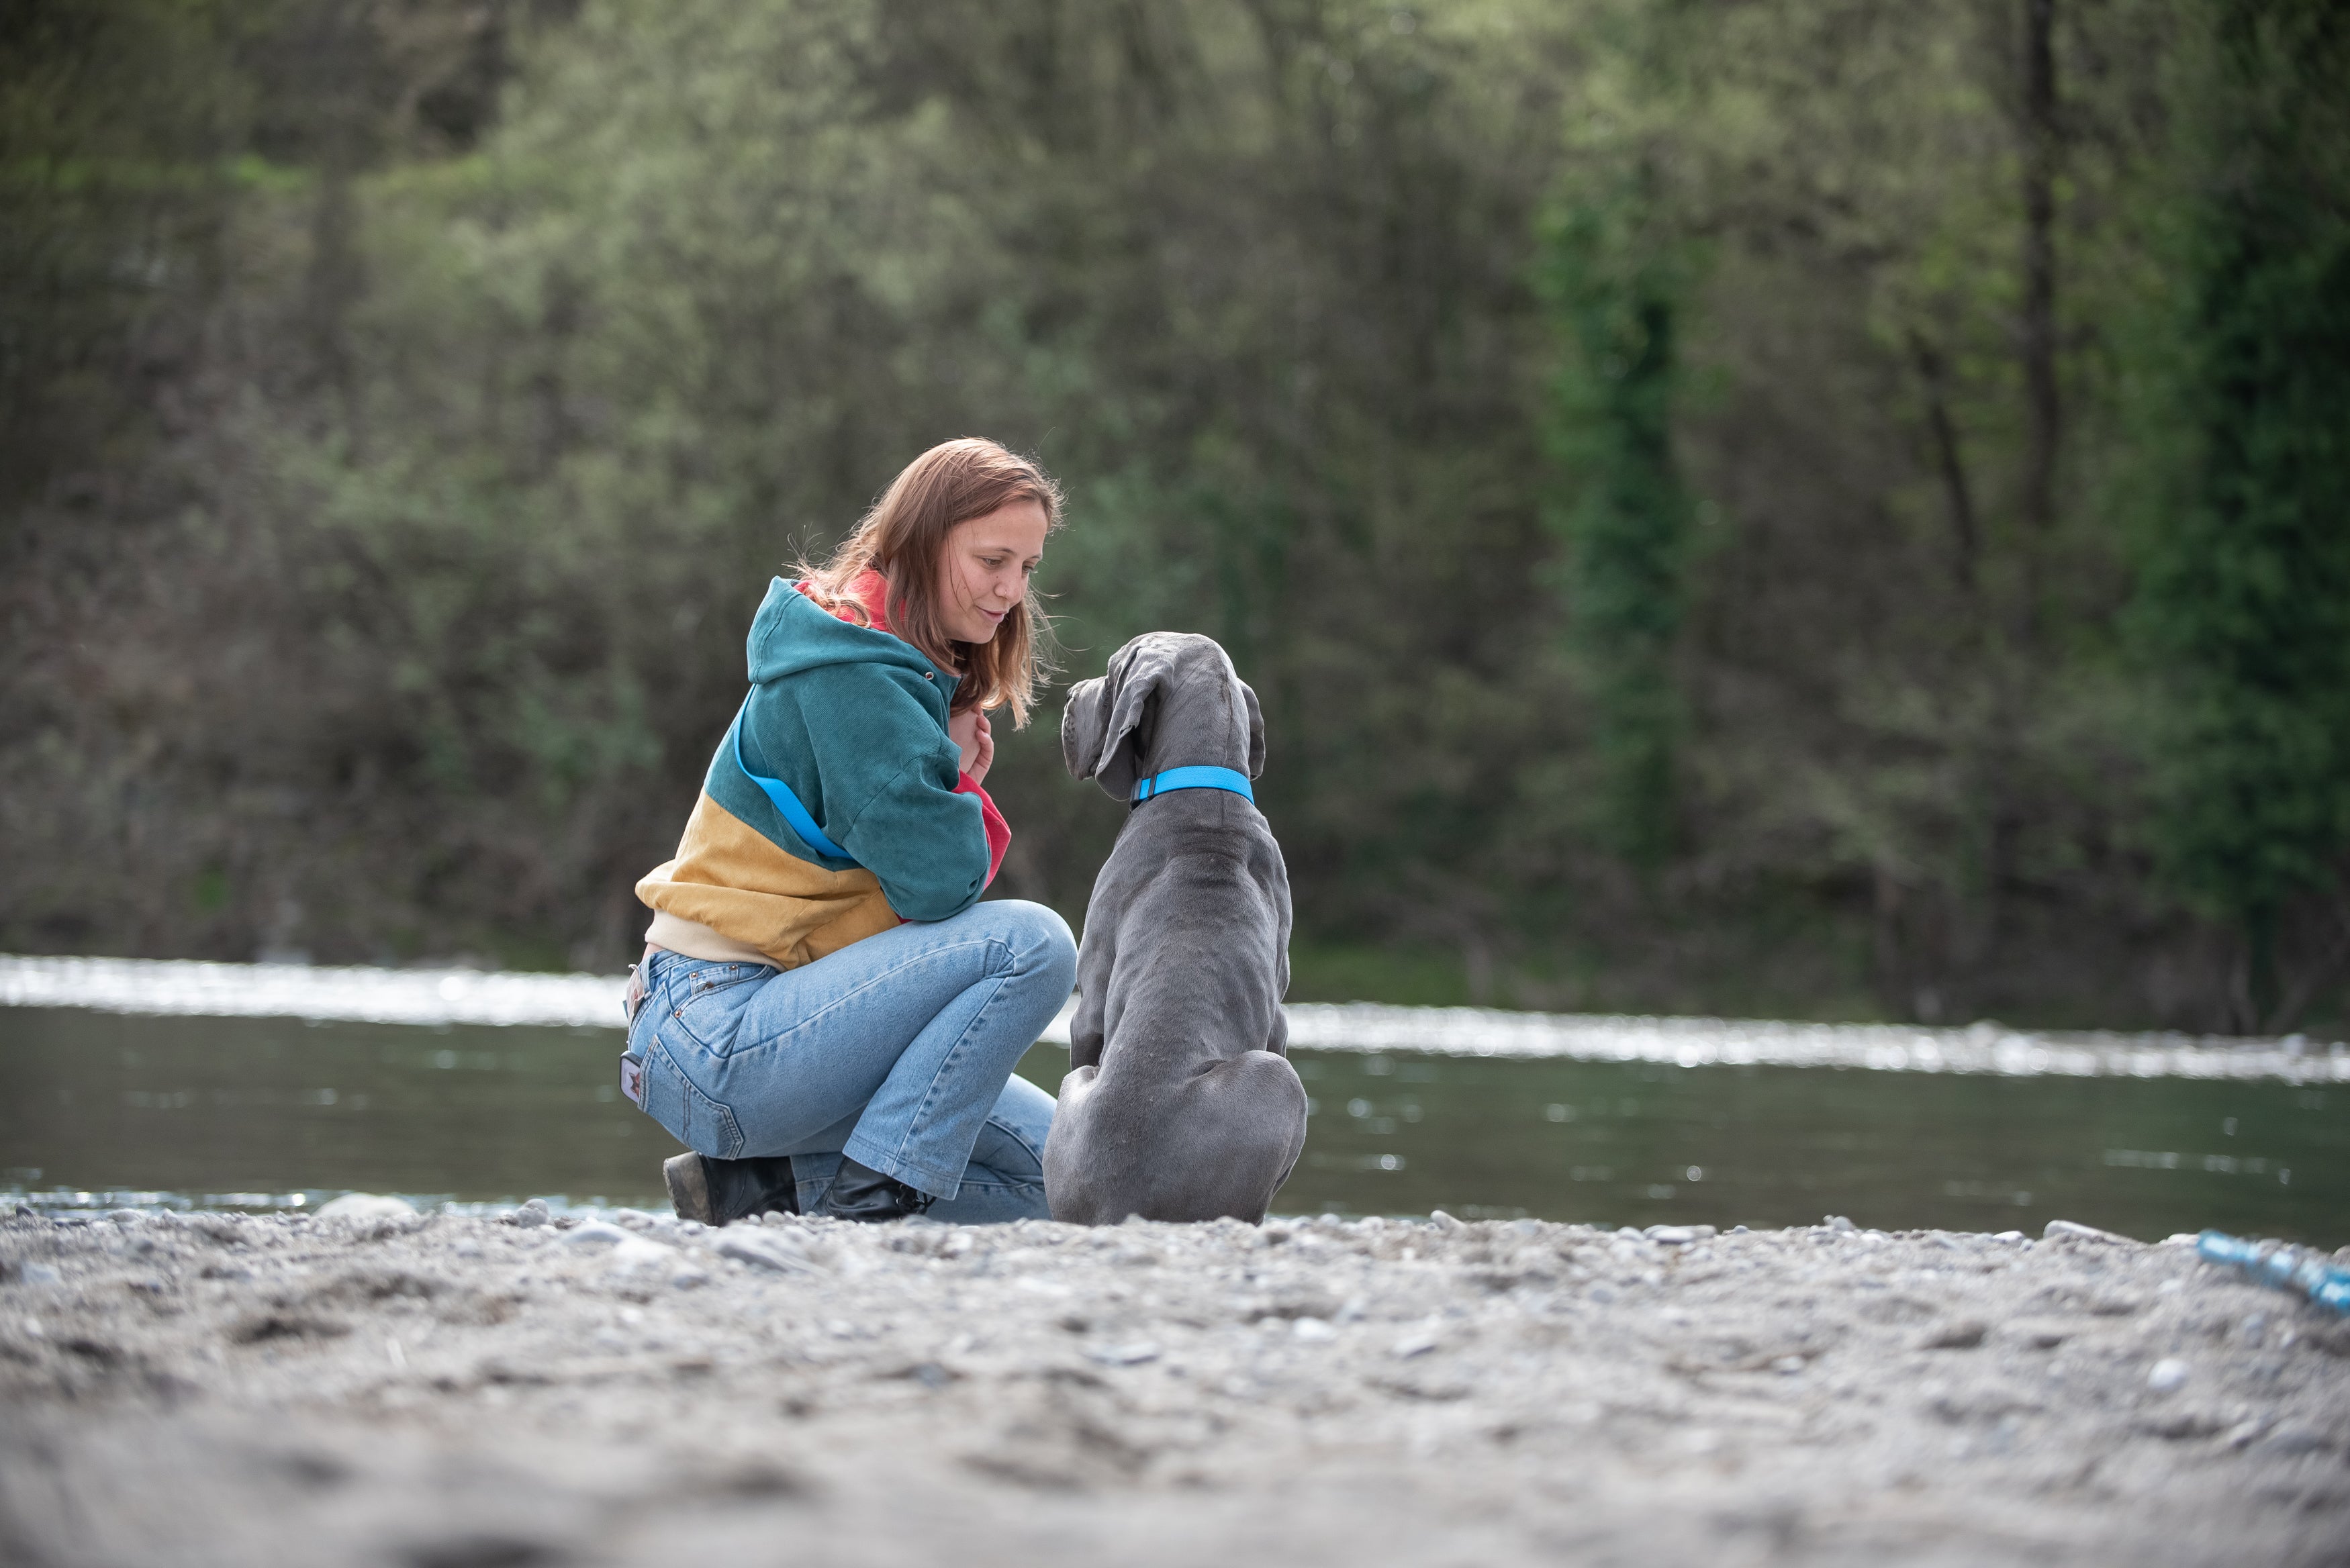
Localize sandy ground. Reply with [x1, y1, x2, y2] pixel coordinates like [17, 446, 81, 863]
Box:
[3, 1202, 2346, 1568]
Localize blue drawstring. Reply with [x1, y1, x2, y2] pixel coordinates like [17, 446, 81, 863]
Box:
[1131, 765, 1255, 805]
[731, 699, 854, 862]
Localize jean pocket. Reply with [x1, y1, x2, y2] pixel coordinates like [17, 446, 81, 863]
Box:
[664, 961, 771, 1053]
[637, 1044, 743, 1159]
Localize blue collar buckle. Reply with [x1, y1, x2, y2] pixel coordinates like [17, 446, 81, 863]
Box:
[1131, 765, 1255, 805]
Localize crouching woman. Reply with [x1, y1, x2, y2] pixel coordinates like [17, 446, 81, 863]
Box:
[623, 438, 1076, 1226]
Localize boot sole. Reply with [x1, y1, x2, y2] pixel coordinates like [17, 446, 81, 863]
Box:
[663, 1153, 718, 1225]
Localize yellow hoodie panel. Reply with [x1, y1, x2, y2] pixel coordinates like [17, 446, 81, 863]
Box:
[635, 792, 899, 970]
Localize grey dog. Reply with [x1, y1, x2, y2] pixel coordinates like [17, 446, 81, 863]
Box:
[1043, 632, 1309, 1225]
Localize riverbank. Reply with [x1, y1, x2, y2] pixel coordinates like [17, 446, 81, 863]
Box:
[3, 1204, 2345, 1566]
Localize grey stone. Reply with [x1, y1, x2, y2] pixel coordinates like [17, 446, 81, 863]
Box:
[714, 1230, 821, 1275]
[559, 1221, 632, 1249]
[313, 1194, 418, 1222]
[2254, 1424, 2332, 1457]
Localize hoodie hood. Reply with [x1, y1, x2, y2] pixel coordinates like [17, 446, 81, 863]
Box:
[745, 576, 955, 699]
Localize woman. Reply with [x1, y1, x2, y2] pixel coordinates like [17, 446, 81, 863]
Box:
[621, 438, 1078, 1226]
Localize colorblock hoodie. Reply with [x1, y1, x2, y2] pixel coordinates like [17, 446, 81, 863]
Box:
[637, 572, 1010, 969]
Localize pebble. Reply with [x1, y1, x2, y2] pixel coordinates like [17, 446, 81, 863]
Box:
[1391, 1331, 1439, 1359]
[1084, 1341, 1161, 1366]
[1291, 1317, 1335, 1341]
[19, 1263, 61, 1286]
[714, 1229, 822, 1275]
[607, 1236, 679, 1273]
[1644, 1225, 1717, 1245]
[2147, 1358, 2190, 1393]
[511, 1199, 552, 1229]
[2255, 1424, 2330, 1457]
[1824, 1215, 1856, 1232]
[313, 1193, 418, 1222]
[559, 1221, 634, 1249]
[2224, 1418, 2270, 1449]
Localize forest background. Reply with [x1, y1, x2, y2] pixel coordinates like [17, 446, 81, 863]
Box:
[4, 0, 2346, 1033]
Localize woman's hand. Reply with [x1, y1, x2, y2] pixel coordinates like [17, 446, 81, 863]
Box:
[948, 707, 994, 786]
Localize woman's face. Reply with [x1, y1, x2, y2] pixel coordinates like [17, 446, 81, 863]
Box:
[936, 499, 1049, 644]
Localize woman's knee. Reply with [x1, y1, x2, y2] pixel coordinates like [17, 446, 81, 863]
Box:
[975, 899, 1076, 983]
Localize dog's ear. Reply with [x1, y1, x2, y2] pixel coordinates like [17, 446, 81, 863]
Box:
[1061, 636, 1179, 800]
[1060, 676, 1113, 783]
[1061, 646, 1152, 799]
[1239, 677, 1266, 779]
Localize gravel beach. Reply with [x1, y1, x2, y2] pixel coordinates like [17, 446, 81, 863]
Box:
[3, 1202, 2346, 1567]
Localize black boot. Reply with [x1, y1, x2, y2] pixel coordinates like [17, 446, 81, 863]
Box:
[817, 1157, 936, 1222]
[663, 1153, 798, 1226]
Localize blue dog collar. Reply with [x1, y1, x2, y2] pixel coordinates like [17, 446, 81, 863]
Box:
[1131, 765, 1254, 805]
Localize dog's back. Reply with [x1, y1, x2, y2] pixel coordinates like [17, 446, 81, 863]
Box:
[1043, 634, 1309, 1225]
[1047, 791, 1305, 1224]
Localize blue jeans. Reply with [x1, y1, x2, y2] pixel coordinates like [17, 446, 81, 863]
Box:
[622, 899, 1076, 1222]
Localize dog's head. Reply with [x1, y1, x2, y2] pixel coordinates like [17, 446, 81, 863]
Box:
[1061, 632, 1265, 801]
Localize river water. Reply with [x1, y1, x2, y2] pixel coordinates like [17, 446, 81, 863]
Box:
[1, 958, 2343, 1241]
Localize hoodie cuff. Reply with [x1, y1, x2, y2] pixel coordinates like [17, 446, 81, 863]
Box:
[955, 773, 1011, 889]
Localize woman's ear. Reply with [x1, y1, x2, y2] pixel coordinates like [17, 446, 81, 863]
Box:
[1241, 678, 1266, 779]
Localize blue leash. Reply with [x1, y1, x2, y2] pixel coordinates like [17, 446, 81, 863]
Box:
[731, 700, 853, 862]
[1132, 765, 1254, 805]
[2198, 1230, 2350, 1315]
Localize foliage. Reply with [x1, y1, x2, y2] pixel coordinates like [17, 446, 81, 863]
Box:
[1538, 156, 1696, 870]
[2128, 0, 2350, 1022]
[1, 0, 2344, 1030]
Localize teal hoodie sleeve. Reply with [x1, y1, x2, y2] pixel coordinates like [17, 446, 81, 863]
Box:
[747, 661, 991, 922]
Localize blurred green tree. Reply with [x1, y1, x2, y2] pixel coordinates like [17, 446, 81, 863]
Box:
[2132, 0, 2350, 1027]
[1537, 162, 1694, 869]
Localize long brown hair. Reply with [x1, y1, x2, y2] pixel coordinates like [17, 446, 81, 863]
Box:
[799, 438, 1063, 725]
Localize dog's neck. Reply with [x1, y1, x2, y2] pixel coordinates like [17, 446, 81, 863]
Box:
[1131, 764, 1254, 805]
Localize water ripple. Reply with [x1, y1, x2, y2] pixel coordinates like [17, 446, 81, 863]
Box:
[3, 954, 2343, 1082]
